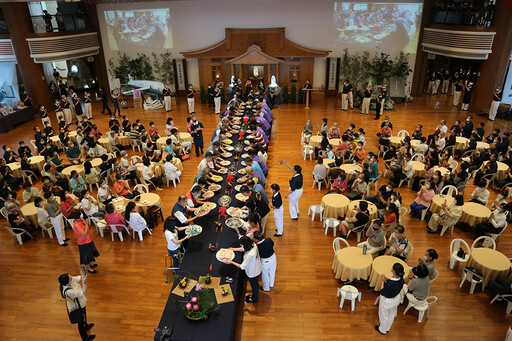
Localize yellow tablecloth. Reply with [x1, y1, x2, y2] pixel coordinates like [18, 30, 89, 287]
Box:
[68, 131, 77, 142]
[412, 161, 425, 178]
[332, 247, 373, 281]
[98, 137, 110, 151]
[323, 158, 336, 170]
[329, 138, 341, 146]
[90, 158, 102, 168]
[388, 136, 403, 148]
[481, 161, 509, 180]
[459, 202, 491, 226]
[309, 136, 322, 148]
[369, 255, 410, 291]
[180, 132, 193, 143]
[136, 162, 164, 178]
[50, 136, 61, 147]
[28, 156, 45, 171]
[112, 193, 162, 215]
[433, 166, 450, 181]
[156, 137, 169, 151]
[429, 194, 455, 214]
[346, 200, 378, 220]
[7, 162, 21, 178]
[339, 164, 362, 182]
[477, 141, 490, 150]
[322, 194, 350, 219]
[467, 248, 510, 289]
[455, 137, 469, 150]
[410, 140, 420, 148]
[20, 195, 77, 227]
[62, 165, 85, 180]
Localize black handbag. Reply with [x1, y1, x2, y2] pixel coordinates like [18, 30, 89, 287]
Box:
[464, 266, 483, 279]
[456, 247, 466, 259]
[64, 288, 85, 324]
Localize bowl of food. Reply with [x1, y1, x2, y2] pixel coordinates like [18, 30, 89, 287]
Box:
[216, 248, 235, 262]
[223, 139, 233, 145]
[203, 191, 215, 199]
[218, 195, 231, 207]
[209, 184, 221, 192]
[210, 175, 223, 182]
[235, 193, 249, 202]
[225, 217, 244, 229]
[222, 152, 232, 158]
[219, 160, 231, 167]
[202, 202, 217, 210]
[194, 206, 210, 217]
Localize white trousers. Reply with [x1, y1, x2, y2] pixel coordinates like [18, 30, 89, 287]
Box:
[451, 83, 456, 95]
[84, 103, 92, 118]
[441, 80, 450, 93]
[427, 81, 433, 94]
[453, 91, 461, 106]
[50, 214, 65, 245]
[461, 103, 469, 111]
[433, 80, 441, 94]
[187, 98, 194, 113]
[506, 326, 512, 341]
[274, 206, 284, 235]
[357, 240, 382, 254]
[56, 110, 63, 121]
[41, 117, 51, 126]
[489, 100, 500, 120]
[380, 99, 385, 115]
[342, 94, 349, 110]
[63, 108, 72, 124]
[378, 295, 400, 334]
[406, 292, 424, 306]
[164, 96, 172, 111]
[214, 97, 221, 114]
[362, 98, 371, 114]
[261, 253, 277, 291]
[288, 188, 303, 219]
[349, 92, 353, 108]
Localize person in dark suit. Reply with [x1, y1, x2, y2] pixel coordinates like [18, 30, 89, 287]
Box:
[98, 87, 112, 115]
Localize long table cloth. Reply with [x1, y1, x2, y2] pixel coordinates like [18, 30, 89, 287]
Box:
[0, 107, 35, 133]
[155, 110, 263, 341]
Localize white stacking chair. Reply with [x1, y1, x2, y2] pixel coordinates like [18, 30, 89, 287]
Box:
[441, 185, 458, 197]
[130, 155, 143, 166]
[302, 145, 313, 161]
[166, 174, 181, 188]
[131, 139, 141, 152]
[450, 160, 459, 171]
[378, 145, 389, 159]
[449, 238, 471, 270]
[346, 222, 368, 242]
[383, 161, 393, 178]
[333, 237, 350, 256]
[109, 224, 129, 242]
[21, 170, 38, 185]
[5, 227, 33, 245]
[429, 269, 439, 284]
[40, 223, 54, 239]
[337, 285, 361, 311]
[412, 153, 424, 162]
[420, 203, 431, 220]
[89, 216, 108, 238]
[440, 223, 456, 237]
[491, 293, 512, 314]
[471, 236, 496, 250]
[367, 172, 382, 195]
[398, 175, 413, 189]
[308, 204, 324, 221]
[312, 174, 328, 190]
[397, 130, 409, 138]
[403, 296, 438, 322]
[481, 173, 497, 189]
[129, 223, 153, 241]
[0, 207, 9, 219]
[323, 218, 340, 236]
[398, 207, 408, 223]
[30, 140, 38, 154]
[460, 267, 484, 294]
[134, 184, 149, 194]
[404, 241, 414, 262]
[487, 223, 507, 243]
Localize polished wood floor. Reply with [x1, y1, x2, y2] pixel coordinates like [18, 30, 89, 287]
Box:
[0, 93, 511, 340]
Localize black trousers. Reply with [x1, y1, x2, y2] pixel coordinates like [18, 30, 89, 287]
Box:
[74, 307, 89, 340]
[102, 101, 112, 115]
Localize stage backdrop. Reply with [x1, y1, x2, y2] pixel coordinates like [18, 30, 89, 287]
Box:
[97, 0, 424, 90]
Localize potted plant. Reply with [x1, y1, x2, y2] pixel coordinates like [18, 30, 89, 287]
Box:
[178, 277, 189, 288]
[174, 282, 219, 321]
[282, 85, 289, 104]
[221, 286, 231, 296]
[290, 85, 297, 104]
[298, 88, 304, 104]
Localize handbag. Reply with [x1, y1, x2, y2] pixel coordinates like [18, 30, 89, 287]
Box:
[464, 266, 483, 279]
[456, 247, 466, 259]
[64, 288, 85, 324]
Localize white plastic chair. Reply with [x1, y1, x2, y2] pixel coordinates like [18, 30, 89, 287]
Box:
[383, 161, 393, 177]
[333, 237, 350, 255]
[346, 222, 367, 242]
[40, 222, 54, 239]
[440, 222, 456, 237]
[337, 285, 361, 311]
[412, 153, 424, 162]
[89, 216, 108, 238]
[460, 267, 484, 294]
[0, 207, 8, 219]
[403, 296, 438, 322]
[130, 155, 143, 166]
[471, 236, 496, 250]
[481, 173, 497, 189]
[397, 130, 409, 138]
[165, 174, 181, 187]
[491, 293, 512, 314]
[441, 185, 458, 197]
[21, 170, 38, 185]
[404, 241, 414, 262]
[429, 269, 439, 284]
[450, 160, 459, 171]
[5, 227, 33, 245]
[487, 223, 507, 243]
[302, 145, 313, 161]
[313, 174, 328, 190]
[367, 172, 382, 195]
[30, 140, 38, 154]
[398, 207, 407, 223]
[109, 224, 129, 242]
[449, 238, 471, 270]
[398, 175, 413, 189]
[420, 203, 431, 220]
[324, 218, 340, 236]
[134, 184, 149, 194]
[129, 222, 153, 241]
[308, 204, 324, 221]
[131, 139, 141, 152]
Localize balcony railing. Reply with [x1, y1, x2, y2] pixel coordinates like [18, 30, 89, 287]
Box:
[30, 13, 90, 34]
[431, 7, 495, 26]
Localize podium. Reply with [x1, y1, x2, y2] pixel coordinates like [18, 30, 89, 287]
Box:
[303, 88, 312, 110]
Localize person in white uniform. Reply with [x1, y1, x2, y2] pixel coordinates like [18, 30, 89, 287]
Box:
[281, 160, 303, 220]
[375, 263, 405, 335]
[162, 84, 172, 112]
[226, 236, 262, 303]
[489, 87, 502, 121]
[254, 232, 277, 292]
[271, 184, 284, 236]
[186, 84, 195, 114]
[44, 191, 68, 247]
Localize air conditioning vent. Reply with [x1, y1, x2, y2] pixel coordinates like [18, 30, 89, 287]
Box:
[26, 32, 100, 63]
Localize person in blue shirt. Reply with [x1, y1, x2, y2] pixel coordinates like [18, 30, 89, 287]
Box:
[190, 115, 204, 157]
[165, 138, 174, 158]
[368, 152, 379, 181]
[244, 157, 266, 185]
[246, 180, 269, 205]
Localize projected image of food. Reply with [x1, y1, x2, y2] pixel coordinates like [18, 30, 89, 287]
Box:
[333, 2, 423, 53]
[104, 9, 172, 50]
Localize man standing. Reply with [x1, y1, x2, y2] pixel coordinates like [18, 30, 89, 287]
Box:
[461, 115, 474, 139]
[213, 85, 221, 115]
[433, 69, 442, 95]
[163, 83, 172, 112]
[83, 92, 92, 119]
[98, 87, 112, 115]
[374, 88, 383, 120]
[461, 82, 473, 111]
[21, 90, 32, 107]
[340, 80, 352, 111]
[451, 71, 460, 96]
[303, 79, 313, 107]
[190, 115, 204, 157]
[380, 84, 388, 117]
[61, 95, 72, 124]
[39, 104, 51, 126]
[111, 90, 121, 117]
[45, 191, 68, 247]
[453, 80, 463, 106]
[207, 84, 214, 108]
[187, 84, 195, 114]
[361, 84, 372, 115]
[489, 87, 502, 121]
[441, 69, 451, 94]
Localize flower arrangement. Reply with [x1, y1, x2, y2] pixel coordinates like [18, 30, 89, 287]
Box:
[221, 286, 231, 296]
[174, 282, 219, 320]
[208, 243, 217, 252]
[201, 274, 212, 284]
[178, 277, 189, 288]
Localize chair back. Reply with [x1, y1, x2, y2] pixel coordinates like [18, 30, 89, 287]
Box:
[303, 145, 312, 153]
[399, 207, 408, 223]
[333, 237, 350, 255]
[481, 173, 497, 188]
[30, 140, 38, 153]
[405, 241, 414, 262]
[429, 269, 439, 284]
[130, 155, 143, 166]
[412, 153, 424, 162]
[426, 296, 438, 308]
[110, 224, 127, 233]
[463, 267, 483, 282]
[471, 236, 496, 250]
[441, 185, 458, 197]
[134, 184, 149, 194]
[450, 160, 459, 171]
[397, 130, 409, 138]
[450, 238, 470, 257]
[318, 150, 328, 159]
[0, 207, 8, 219]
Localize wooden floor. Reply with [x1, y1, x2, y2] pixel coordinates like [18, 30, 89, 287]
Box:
[0, 93, 510, 340]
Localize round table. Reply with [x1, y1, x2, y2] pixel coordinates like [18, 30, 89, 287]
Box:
[180, 132, 193, 143]
[459, 202, 491, 226]
[410, 140, 420, 148]
[388, 136, 403, 148]
[346, 200, 378, 220]
[20, 195, 78, 227]
[68, 131, 77, 142]
[329, 138, 341, 147]
[156, 137, 169, 151]
[481, 161, 509, 180]
[369, 255, 410, 291]
[50, 136, 61, 147]
[136, 162, 164, 178]
[467, 248, 510, 289]
[433, 166, 450, 181]
[455, 136, 469, 150]
[323, 158, 336, 170]
[90, 158, 102, 169]
[28, 156, 45, 171]
[339, 164, 362, 182]
[112, 193, 162, 214]
[412, 161, 425, 178]
[429, 194, 455, 214]
[477, 141, 490, 150]
[62, 165, 85, 180]
[332, 247, 373, 281]
[7, 162, 22, 178]
[321, 194, 350, 219]
[98, 137, 110, 151]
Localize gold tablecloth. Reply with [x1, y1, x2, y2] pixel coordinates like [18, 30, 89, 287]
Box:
[309, 136, 322, 148]
[68, 131, 77, 142]
[410, 140, 420, 148]
[112, 193, 162, 214]
[467, 248, 510, 289]
[180, 132, 193, 143]
[90, 158, 102, 168]
[481, 161, 509, 180]
[28, 156, 45, 171]
[323, 158, 336, 170]
[20, 195, 77, 227]
[459, 202, 491, 226]
[346, 200, 378, 220]
[389, 136, 403, 148]
[156, 137, 169, 151]
[412, 161, 425, 178]
[477, 141, 490, 150]
[455, 137, 469, 150]
[332, 247, 373, 281]
[321, 194, 350, 219]
[50, 136, 61, 147]
[339, 164, 362, 182]
[62, 165, 85, 180]
[429, 195, 455, 214]
[369, 255, 410, 291]
[329, 138, 341, 146]
[433, 166, 450, 181]
[98, 137, 110, 151]
[7, 162, 21, 178]
[136, 162, 164, 178]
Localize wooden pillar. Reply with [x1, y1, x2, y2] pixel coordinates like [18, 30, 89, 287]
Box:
[230, 64, 234, 78]
[267, 64, 271, 84]
[2, 2, 52, 110]
[276, 64, 280, 83]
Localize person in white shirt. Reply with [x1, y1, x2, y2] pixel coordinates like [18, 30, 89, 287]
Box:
[80, 190, 105, 218]
[414, 137, 428, 155]
[97, 179, 112, 205]
[142, 157, 164, 190]
[392, 153, 414, 185]
[435, 132, 446, 151]
[35, 197, 53, 232]
[312, 157, 327, 182]
[197, 152, 213, 178]
[225, 236, 262, 303]
[164, 154, 182, 182]
[473, 203, 507, 238]
[124, 201, 150, 235]
[469, 181, 490, 205]
[164, 217, 190, 268]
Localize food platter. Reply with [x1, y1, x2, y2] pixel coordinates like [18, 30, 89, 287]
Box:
[226, 206, 247, 218]
[194, 206, 211, 217]
[203, 191, 215, 199]
[244, 140, 250, 145]
[241, 153, 249, 158]
[234, 185, 243, 192]
[216, 248, 235, 262]
[235, 193, 249, 202]
[225, 217, 244, 229]
[219, 160, 231, 166]
[208, 184, 221, 192]
[217, 168, 228, 174]
[202, 202, 217, 210]
[224, 146, 234, 151]
[244, 146, 251, 151]
[237, 177, 247, 183]
[221, 152, 232, 158]
[210, 175, 223, 182]
[223, 139, 233, 145]
[185, 225, 203, 236]
[218, 195, 232, 207]
[238, 168, 247, 175]
[225, 132, 232, 138]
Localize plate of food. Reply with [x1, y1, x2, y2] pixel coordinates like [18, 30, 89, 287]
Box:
[234, 184, 243, 192]
[237, 177, 247, 183]
[241, 161, 247, 166]
[217, 168, 228, 174]
[223, 139, 233, 145]
[208, 184, 221, 192]
[232, 125, 241, 129]
[244, 146, 251, 151]
[225, 217, 244, 229]
[244, 140, 251, 145]
[216, 248, 235, 262]
[218, 195, 231, 207]
[241, 153, 249, 158]
[238, 168, 246, 175]
[185, 225, 203, 236]
[225, 132, 232, 138]
[235, 193, 249, 202]
[202, 202, 217, 210]
[195, 206, 210, 217]
[210, 175, 223, 182]
[219, 160, 231, 166]
[203, 191, 215, 199]
[141, 200, 151, 206]
[224, 146, 234, 151]
[221, 152, 232, 158]
[226, 206, 247, 218]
